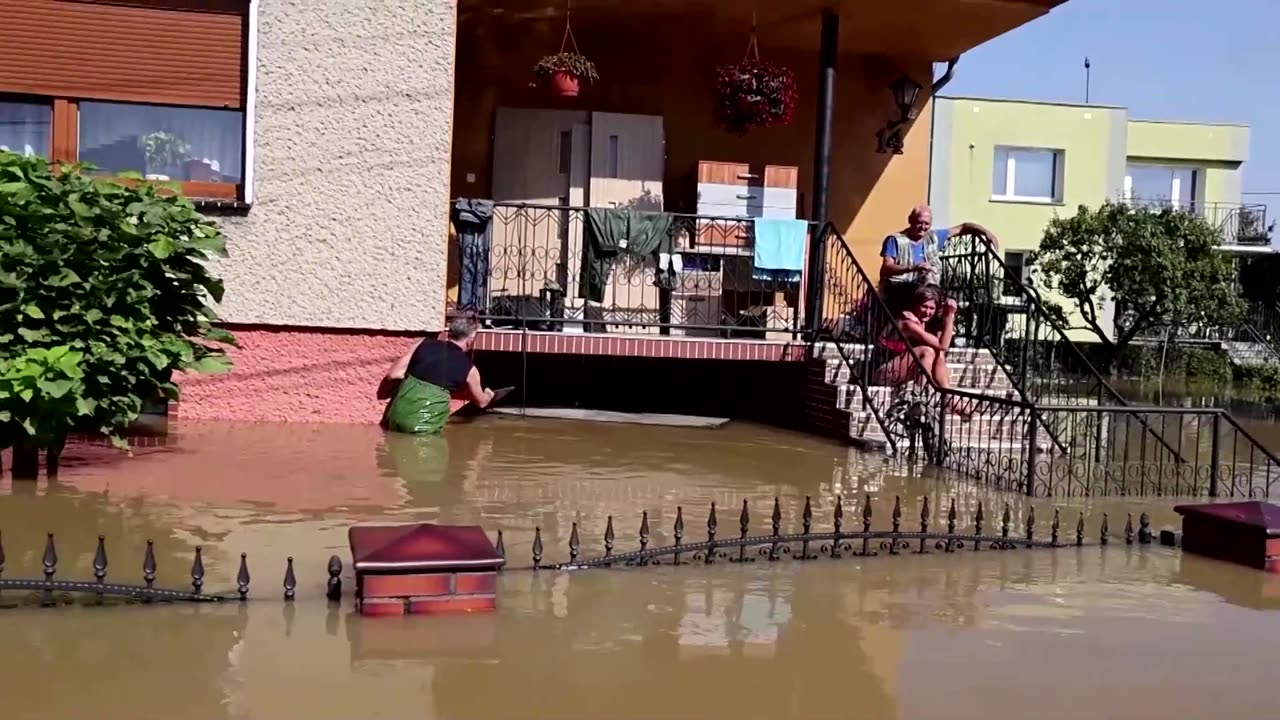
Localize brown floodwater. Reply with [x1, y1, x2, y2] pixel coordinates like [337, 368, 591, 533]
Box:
[1, 417, 1279, 720]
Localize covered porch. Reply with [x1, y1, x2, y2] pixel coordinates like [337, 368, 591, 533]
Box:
[443, 0, 1062, 357]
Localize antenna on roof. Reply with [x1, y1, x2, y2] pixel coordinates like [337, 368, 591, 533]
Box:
[1084, 57, 1092, 104]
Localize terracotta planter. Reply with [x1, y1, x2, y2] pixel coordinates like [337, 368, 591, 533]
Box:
[550, 70, 580, 97]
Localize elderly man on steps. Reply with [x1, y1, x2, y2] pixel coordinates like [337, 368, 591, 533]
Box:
[879, 204, 998, 314]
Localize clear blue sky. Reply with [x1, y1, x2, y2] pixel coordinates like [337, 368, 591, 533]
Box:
[945, 0, 1278, 220]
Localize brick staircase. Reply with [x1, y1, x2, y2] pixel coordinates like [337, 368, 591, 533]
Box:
[808, 342, 1038, 451]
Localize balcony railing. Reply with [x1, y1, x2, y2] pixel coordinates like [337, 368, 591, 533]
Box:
[452, 202, 814, 339]
[1125, 199, 1270, 247]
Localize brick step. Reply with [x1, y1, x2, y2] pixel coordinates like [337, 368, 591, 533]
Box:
[837, 384, 1019, 412]
[848, 409, 1035, 442]
[814, 342, 998, 364]
[826, 362, 1012, 390]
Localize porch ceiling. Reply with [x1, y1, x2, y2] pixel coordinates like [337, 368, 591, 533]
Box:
[457, 0, 1067, 61]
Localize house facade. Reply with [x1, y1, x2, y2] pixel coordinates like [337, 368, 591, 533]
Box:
[1, 0, 1067, 424]
[929, 96, 1261, 279]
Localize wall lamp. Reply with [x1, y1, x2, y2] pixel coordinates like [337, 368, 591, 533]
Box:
[876, 58, 958, 155]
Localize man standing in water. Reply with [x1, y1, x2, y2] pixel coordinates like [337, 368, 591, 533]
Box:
[879, 205, 999, 311]
[378, 313, 495, 434]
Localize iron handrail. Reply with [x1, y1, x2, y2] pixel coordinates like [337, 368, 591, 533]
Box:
[485, 200, 823, 229]
[942, 234, 1190, 464]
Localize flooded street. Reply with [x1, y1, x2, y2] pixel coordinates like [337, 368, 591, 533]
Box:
[2, 418, 1279, 719]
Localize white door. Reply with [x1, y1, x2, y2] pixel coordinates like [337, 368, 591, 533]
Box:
[586, 112, 666, 332]
[490, 108, 589, 303]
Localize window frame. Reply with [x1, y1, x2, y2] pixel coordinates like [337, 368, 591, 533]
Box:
[0, 0, 256, 207]
[991, 146, 1066, 204]
[0, 94, 55, 159]
[1123, 163, 1201, 210]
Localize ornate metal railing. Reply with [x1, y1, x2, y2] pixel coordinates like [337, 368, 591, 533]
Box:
[0, 532, 342, 607]
[937, 234, 1187, 458]
[1125, 199, 1270, 247]
[1133, 301, 1280, 366]
[450, 201, 814, 339]
[494, 495, 1138, 571]
[813, 223, 1280, 497]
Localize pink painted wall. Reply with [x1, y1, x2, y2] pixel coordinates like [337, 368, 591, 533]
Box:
[175, 327, 417, 424]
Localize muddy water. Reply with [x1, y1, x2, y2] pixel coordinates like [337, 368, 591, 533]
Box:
[1, 419, 1279, 720]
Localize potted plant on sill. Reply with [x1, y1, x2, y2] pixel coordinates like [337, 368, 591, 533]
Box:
[138, 131, 191, 181]
[534, 51, 598, 98]
[713, 31, 797, 135]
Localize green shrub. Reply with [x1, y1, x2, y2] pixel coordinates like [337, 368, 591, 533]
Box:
[0, 151, 234, 474]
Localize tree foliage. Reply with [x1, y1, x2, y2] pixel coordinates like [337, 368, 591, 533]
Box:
[0, 151, 235, 464]
[1035, 202, 1243, 369]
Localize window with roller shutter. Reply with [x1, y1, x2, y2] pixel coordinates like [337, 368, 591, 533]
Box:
[0, 0, 250, 202]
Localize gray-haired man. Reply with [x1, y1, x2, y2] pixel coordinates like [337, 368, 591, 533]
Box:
[378, 315, 494, 433]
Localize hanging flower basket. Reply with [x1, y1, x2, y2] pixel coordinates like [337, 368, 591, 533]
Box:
[713, 59, 798, 135]
[533, 52, 598, 97]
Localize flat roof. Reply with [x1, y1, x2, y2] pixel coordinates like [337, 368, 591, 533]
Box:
[937, 96, 1249, 129]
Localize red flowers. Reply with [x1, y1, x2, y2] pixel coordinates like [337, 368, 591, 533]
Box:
[712, 61, 798, 135]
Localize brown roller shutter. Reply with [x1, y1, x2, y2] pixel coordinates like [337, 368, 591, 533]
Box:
[0, 0, 247, 109]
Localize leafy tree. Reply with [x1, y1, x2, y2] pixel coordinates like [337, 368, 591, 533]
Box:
[0, 151, 235, 478]
[1035, 202, 1243, 371]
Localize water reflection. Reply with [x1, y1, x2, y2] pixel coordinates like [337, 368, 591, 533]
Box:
[1, 419, 1279, 719]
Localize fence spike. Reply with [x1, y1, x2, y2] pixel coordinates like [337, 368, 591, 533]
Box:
[532, 527, 544, 569]
[495, 530, 506, 561]
[238, 553, 251, 601]
[833, 496, 843, 535]
[1101, 513, 1110, 545]
[771, 498, 782, 536]
[639, 511, 650, 552]
[947, 498, 957, 536]
[920, 496, 931, 534]
[42, 533, 57, 581]
[1001, 504, 1012, 539]
[740, 500, 751, 538]
[1076, 513, 1085, 547]
[974, 501, 985, 552]
[674, 506, 684, 545]
[325, 555, 342, 601]
[604, 516, 615, 558]
[1125, 513, 1135, 545]
[569, 522, 580, 563]
[892, 496, 902, 533]
[143, 540, 157, 598]
[1138, 512, 1152, 544]
[283, 557, 296, 601]
[1025, 506, 1036, 542]
[707, 503, 718, 544]
[191, 546, 205, 594]
[802, 496, 813, 535]
[93, 535, 108, 585]
[862, 494, 873, 531]
[1051, 509, 1061, 545]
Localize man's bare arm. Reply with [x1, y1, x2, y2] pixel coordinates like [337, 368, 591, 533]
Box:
[464, 367, 495, 408]
[949, 222, 999, 249]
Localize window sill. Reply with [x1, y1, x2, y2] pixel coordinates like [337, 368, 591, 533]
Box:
[990, 195, 1064, 207]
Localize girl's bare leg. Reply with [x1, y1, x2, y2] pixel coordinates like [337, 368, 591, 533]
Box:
[933, 349, 976, 417]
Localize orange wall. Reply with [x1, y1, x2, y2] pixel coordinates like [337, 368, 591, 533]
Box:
[448, 18, 932, 297]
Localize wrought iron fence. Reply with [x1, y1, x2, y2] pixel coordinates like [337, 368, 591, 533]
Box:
[452, 202, 813, 339]
[0, 532, 341, 607]
[1132, 301, 1280, 366]
[496, 494, 1127, 570]
[814, 223, 1280, 498]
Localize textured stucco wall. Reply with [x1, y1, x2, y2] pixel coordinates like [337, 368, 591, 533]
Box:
[176, 328, 416, 423]
[216, 0, 456, 332]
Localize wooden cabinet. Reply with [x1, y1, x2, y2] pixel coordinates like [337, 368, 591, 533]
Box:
[693, 162, 799, 247]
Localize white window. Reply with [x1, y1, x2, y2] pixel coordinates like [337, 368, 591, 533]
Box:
[1124, 164, 1199, 210]
[992, 146, 1065, 203]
